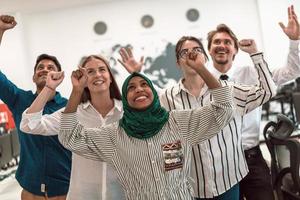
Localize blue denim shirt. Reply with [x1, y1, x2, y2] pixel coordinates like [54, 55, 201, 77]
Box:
[0, 71, 71, 197]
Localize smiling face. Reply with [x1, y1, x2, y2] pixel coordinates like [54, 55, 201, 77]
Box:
[209, 32, 237, 71]
[33, 59, 59, 88]
[83, 57, 112, 95]
[126, 76, 154, 110]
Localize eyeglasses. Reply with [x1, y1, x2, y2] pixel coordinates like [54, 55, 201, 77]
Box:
[178, 47, 203, 59]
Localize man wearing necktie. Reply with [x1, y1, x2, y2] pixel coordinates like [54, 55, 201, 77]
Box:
[219, 74, 229, 81]
[204, 5, 300, 200]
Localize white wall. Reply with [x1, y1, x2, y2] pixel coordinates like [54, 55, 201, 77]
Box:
[257, 0, 299, 71]
[0, 0, 298, 97]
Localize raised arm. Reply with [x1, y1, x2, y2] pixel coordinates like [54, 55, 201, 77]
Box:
[27, 71, 64, 113]
[273, 5, 300, 85]
[0, 15, 17, 45]
[233, 39, 277, 115]
[118, 47, 144, 73]
[173, 86, 233, 146]
[185, 50, 221, 89]
[173, 51, 233, 145]
[0, 15, 19, 109]
[63, 68, 87, 113]
[20, 71, 64, 135]
[279, 5, 300, 41]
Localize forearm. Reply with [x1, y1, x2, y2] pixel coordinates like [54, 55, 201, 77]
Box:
[233, 53, 277, 115]
[20, 108, 62, 135]
[63, 88, 83, 113]
[272, 39, 300, 85]
[196, 67, 221, 89]
[251, 53, 277, 103]
[27, 87, 55, 113]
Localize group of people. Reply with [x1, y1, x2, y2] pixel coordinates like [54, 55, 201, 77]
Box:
[0, 5, 299, 200]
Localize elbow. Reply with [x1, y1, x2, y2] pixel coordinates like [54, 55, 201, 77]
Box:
[19, 121, 29, 133]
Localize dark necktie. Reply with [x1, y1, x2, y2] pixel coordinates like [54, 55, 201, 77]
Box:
[219, 74, 229, 81]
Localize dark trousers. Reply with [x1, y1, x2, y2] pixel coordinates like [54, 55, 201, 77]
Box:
[239, 145, 275, 200]
[195, 184, 239, 200]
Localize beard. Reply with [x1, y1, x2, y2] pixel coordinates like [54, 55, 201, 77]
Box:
[35, 79, 47, 91]
[214, 57, 229, 65]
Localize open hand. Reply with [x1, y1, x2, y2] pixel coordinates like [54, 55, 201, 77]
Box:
[118, 47, 144, 73]
[279, 5, 300, 40]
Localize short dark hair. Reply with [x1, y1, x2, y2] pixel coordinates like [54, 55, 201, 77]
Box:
[80, 55, 122, 103]
[34, 54, 62, 72]
[175, 36, 209, 61]
[207, 24, 239, 52]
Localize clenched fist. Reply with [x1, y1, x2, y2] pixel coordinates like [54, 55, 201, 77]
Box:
[0, 15, 17, 31]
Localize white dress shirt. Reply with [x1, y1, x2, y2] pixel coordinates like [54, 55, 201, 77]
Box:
[160, 53, 277, 198]
[20, 99, 125, 200]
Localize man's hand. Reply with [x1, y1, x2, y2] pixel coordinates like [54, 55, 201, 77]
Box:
[279, 5, 300, 40]
[0, 15, 17, 31]
[46, 71, 64, 90]
[118, 47, 144, 74]
[239, 39, 258, 55]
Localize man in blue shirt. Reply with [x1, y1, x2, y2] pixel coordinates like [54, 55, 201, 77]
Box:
[0, 15, 71, 199]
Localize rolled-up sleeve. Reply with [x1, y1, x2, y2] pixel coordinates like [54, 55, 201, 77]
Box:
[20, 108, 62, 135]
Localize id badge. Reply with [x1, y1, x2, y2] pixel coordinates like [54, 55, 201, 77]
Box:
[162, 140, 184, 171]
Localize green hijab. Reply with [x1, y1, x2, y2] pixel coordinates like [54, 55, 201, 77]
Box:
[119, 72, 169, 139]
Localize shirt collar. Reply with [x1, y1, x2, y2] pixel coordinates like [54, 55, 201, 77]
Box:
[171, 78, 185, 96]
[82, 98, 123, 113]
[172, 78, 209, 97]
[35, 91, 66, 104]
[209, 64, 234, 80]
[53, 92, 66, 104]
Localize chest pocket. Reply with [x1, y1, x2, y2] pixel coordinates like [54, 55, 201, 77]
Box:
[162, 140, 184, 171]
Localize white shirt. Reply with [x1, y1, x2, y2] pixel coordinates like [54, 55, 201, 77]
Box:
[160, 53, 277, 198]
[59, 86, 234, 200]
[20, 99, 125, 200]
[232, 40, 300, 150]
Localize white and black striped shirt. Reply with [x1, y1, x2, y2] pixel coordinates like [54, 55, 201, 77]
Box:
[159, 53, 277, 198]
[59, 86, 234, 200]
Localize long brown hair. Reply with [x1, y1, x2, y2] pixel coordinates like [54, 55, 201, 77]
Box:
[80, 55, 122, 103]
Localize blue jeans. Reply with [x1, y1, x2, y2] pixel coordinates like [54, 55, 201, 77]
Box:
[195, 183, 239, 200]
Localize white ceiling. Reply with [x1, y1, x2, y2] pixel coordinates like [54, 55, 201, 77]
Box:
[0, 0, 114, 14]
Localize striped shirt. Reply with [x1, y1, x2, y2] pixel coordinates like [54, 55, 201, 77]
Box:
[59, 86, 234, 200]
[159, 53, 277, 198]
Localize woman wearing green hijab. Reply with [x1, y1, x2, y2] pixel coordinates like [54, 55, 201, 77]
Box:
[58, 51, 234, 200]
